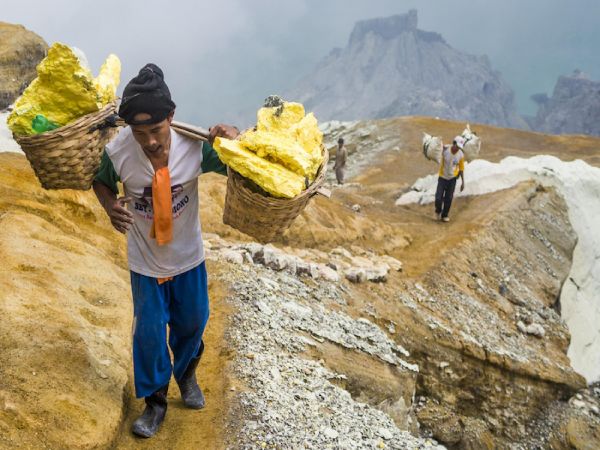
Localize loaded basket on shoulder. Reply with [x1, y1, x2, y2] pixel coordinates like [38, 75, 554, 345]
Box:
[173, 120, 330, 243]
[7, 41, 122, 190]
[13, 103, 119, 190]
[174, 96, 331, 243]
[212, 96, 331, 243]
[222, 146, 329, 243]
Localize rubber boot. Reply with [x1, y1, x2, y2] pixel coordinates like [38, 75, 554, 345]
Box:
[131, 384, 169, 438]
[176, 341, 205, 409]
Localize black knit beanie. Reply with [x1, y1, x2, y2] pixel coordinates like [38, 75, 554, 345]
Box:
[118, 63, 176, 125]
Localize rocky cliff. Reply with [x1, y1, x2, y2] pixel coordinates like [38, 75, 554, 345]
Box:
[0, 22, 47, 109]
[530, 70, 600, 136]
[287, 10, 528, 129]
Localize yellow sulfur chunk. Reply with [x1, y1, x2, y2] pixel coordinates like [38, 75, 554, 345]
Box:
[240, 129, 320, 180]
[215, 99, 324, 198]
[241, 105, 323, 182]
[256, 102, 305, 132]
[8, 43, 121, 136]
[213, 137, 306, 199]
[290, 112, 323, 160]
[93, 54, 121, 105]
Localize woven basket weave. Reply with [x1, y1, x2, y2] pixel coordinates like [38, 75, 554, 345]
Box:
[223, 147, 329, 242]
[13, 102, 118, 190]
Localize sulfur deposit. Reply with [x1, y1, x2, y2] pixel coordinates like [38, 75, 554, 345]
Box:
[214, 99, 324, 198]
[93, 53, 121, 106]
[7, 42, 120, 136]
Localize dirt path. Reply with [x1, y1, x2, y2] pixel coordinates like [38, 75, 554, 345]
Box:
[340, 115, 600, 278]
[110, 262, 233, 450]
[328, 155, 526, 278]
[4, 115, 600, 448]
[392, 187, 524, 277]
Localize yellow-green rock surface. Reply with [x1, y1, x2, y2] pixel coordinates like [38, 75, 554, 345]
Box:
[256, 102, 306, 132]
[8, 42, 120, 136]
[213, 137, 306, 199]
[240, 130, 318, 179]
[213, 101, 324, 198]
[93, 54, 120, 106]
[250, 103, 323, 180]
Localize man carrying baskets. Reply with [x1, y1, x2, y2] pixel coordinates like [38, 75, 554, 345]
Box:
[434, 136, 466, 223]
[92, 63, 238, 438]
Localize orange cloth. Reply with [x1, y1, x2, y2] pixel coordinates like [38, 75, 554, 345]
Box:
[149, 166, 173, 245]
[157, 276, 173, 285]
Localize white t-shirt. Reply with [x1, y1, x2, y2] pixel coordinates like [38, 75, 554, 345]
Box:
[440, 145, 464, 180]
[105, 127, 205, 278]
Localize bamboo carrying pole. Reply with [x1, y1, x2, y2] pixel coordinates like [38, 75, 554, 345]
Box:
[171, 121, 209, 141]
[116, 117, 332, 199]
[112, 117, 210, 141]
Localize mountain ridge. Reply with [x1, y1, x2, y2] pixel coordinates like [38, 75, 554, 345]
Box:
[287, 10, 528, 130]
[530, 70, 600, 136]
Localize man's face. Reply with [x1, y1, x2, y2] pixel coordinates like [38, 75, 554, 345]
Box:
[130, 112, 174, 155]
[451, 143, 459, 154]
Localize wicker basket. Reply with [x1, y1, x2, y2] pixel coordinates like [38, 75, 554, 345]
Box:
[13, 102, 119, 190]
[223, 147, 329, 242]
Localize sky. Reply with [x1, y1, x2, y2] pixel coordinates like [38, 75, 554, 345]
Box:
[3, 0, 600, 127]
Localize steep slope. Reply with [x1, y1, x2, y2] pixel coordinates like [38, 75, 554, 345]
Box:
[0, 154, 231, 449]
[0, 153, 131, 448]
[398, 155, 600, 383]
[287, 10, 527, 129]
[200, 114, 600, 447]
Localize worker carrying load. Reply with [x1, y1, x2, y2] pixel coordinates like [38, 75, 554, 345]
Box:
[92, 62, 238, 439]
[422, 124, 481, 164]
[434, 136, 466, 223]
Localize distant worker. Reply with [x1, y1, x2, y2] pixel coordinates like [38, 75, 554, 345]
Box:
[334, 137, 347, 185]
[435, 136, 465, 222]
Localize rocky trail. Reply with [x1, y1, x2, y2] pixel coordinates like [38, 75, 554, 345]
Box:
[108, 269, 232, 450]
[2, 115, 600, 448]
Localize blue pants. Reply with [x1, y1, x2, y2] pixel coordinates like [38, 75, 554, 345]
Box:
[130, 262, 210, 398]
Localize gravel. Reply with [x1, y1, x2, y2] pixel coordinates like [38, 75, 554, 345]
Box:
[216, 262, 443, 450]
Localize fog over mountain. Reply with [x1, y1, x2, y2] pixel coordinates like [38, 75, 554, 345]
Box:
[286, 10, 528, 128]
[3, 0, 600, 127]
[530, 70, 600, 136]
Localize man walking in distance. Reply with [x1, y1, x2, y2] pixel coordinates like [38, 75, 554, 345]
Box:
[435, 136, 466, 222]
[333, 137, 347, 185]
[92, 63, 237, 438]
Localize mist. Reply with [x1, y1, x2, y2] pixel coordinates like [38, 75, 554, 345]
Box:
[3, 0, 599, 127]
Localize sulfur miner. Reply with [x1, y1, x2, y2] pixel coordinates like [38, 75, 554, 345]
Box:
[213, 97, 324, 198]
[92, 63, 237, 438]
[7, 42, 120, 136]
